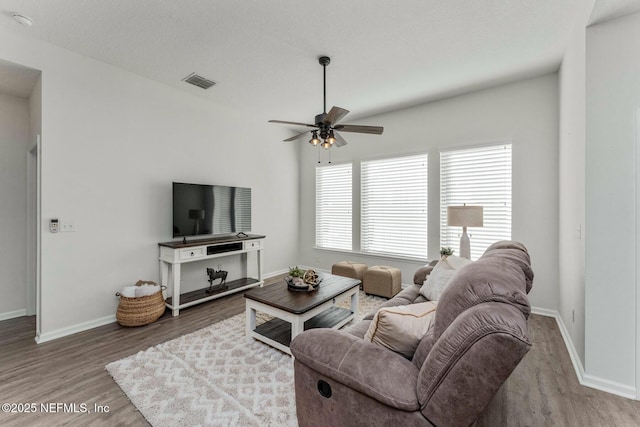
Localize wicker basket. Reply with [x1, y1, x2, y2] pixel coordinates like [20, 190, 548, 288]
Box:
[116, 280, 166, 327]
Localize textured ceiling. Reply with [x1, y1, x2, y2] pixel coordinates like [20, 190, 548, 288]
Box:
[0, 0, 594, 123]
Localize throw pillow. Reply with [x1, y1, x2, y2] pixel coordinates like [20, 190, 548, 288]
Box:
[419, 256, 472, 300]
[364, 301, 438, 359]
[445, 255, 473, 270]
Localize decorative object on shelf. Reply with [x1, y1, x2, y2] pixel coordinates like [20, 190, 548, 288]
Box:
[288, 266, 305, 278]
[206, 267, 228, 294]
[268, 56, 384, 153]
[440, 247, 454, 257]
[285, 267, 322, 292]
[447, 205, 483, 259]
[115, 280, 166, 327]
[303, 269, 320, 285]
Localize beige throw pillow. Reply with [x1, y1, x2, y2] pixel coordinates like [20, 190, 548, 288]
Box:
[364, 301, 438, 359]
[419, 255, 473, 301]
[445, 255, 474, 270]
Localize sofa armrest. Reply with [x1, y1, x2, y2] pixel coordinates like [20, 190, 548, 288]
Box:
[290, 329, 420, 411]
[413, 263, 436, 285]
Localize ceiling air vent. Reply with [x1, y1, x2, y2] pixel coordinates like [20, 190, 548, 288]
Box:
[182, 73, 216, 90]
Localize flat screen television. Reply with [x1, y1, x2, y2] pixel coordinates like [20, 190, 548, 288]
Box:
[172, 182, 252, 238]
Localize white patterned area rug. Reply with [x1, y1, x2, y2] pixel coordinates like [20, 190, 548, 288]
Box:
[106, 291, 385, 427]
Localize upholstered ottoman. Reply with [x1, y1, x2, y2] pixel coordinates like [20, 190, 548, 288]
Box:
[363, 265, 402, 298]
[331, 261, 367, 286]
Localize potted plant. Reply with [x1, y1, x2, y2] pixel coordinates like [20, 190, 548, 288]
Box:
[288, 266, 305, 278]
[440, 247, 454, 257]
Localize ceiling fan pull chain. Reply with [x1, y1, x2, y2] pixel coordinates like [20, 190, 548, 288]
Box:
[318, 147, 321, 164]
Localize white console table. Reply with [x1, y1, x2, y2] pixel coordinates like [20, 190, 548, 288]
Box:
[158, 234, 265, 316]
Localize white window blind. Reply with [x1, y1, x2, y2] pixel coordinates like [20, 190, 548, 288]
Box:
[440, 143, 512, 260]
[361, 153, 428, 259]
[213, 185, 232, 234]
[316, 163, 352, 250]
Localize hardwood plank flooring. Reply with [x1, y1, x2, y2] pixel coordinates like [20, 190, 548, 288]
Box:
[1, 281, 639, 426]
[477, 315, 640, 426]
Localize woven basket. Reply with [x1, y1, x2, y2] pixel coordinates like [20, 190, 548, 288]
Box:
[116, 280, 166, 327]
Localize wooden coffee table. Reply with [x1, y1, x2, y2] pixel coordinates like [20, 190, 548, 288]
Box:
[244, 272, 360, 355]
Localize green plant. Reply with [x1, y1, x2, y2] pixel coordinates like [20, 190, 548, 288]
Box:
[288, 266, 305, 278]
[440, 247, 454, 256]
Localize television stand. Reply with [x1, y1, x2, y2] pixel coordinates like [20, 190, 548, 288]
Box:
[158, 234, 265, 316]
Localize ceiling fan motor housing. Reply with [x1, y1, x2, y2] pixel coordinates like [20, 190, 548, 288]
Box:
[315, 113, 330, 138]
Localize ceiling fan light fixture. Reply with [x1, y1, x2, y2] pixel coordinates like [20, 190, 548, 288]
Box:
[309, 131, 320, 146]
[326, 130, 336, 145]
[321, 141, 331, 150]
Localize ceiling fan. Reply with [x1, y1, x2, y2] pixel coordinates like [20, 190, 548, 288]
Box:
[269, 56, 383, 149]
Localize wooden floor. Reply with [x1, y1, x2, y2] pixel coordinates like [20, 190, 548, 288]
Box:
[1, 280, 639, 426]
[478, 315, 640, 426]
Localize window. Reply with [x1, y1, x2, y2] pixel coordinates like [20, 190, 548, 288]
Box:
[440, 143, 512, 260]
[361, 153, 428, 259]
[316, 163, 352, 250]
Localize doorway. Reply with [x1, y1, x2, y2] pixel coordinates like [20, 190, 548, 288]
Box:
[0, 59, 42, 341]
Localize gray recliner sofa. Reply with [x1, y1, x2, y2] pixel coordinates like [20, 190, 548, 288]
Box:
[290, 241, 534, 427]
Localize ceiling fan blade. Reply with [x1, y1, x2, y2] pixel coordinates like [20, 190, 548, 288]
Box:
[333, 124, 384, 135]
[333, 131, 348, 147]
[269, 120, 317, 128]
[324, 106, 350, 125]
[283, 130, 311, 142]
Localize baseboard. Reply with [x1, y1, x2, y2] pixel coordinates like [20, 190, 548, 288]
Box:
[530, 306, 558, 318]
[35, 314, 117, 344]
[264, 268, 290, 278]
[531, 306, 637, 400]
[536, 307, 587, 382]
[0, 309, 27, 321]
[582, 374, 637, 400]
[35, 269, 289, 344]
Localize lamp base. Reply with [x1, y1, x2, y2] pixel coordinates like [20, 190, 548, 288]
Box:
[459, 226, 471, 259]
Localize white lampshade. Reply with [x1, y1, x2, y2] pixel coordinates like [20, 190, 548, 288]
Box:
[447, 206, 483, 227]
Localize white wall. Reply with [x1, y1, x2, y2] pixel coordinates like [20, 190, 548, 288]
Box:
[0, 26, 299, 340]
[558, 3, 591, 368]
[585, 11, 640, 395]
[0, 92, 29, 318]
[298, 74, 560, 311]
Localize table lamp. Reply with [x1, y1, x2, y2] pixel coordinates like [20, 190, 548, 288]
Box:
[447, 205, 483, 259]
[189, 209, 206, 235]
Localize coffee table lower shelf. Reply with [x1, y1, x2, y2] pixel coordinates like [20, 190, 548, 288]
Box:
[254, 306, 353, 348]
[245, 277, 360, 355]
